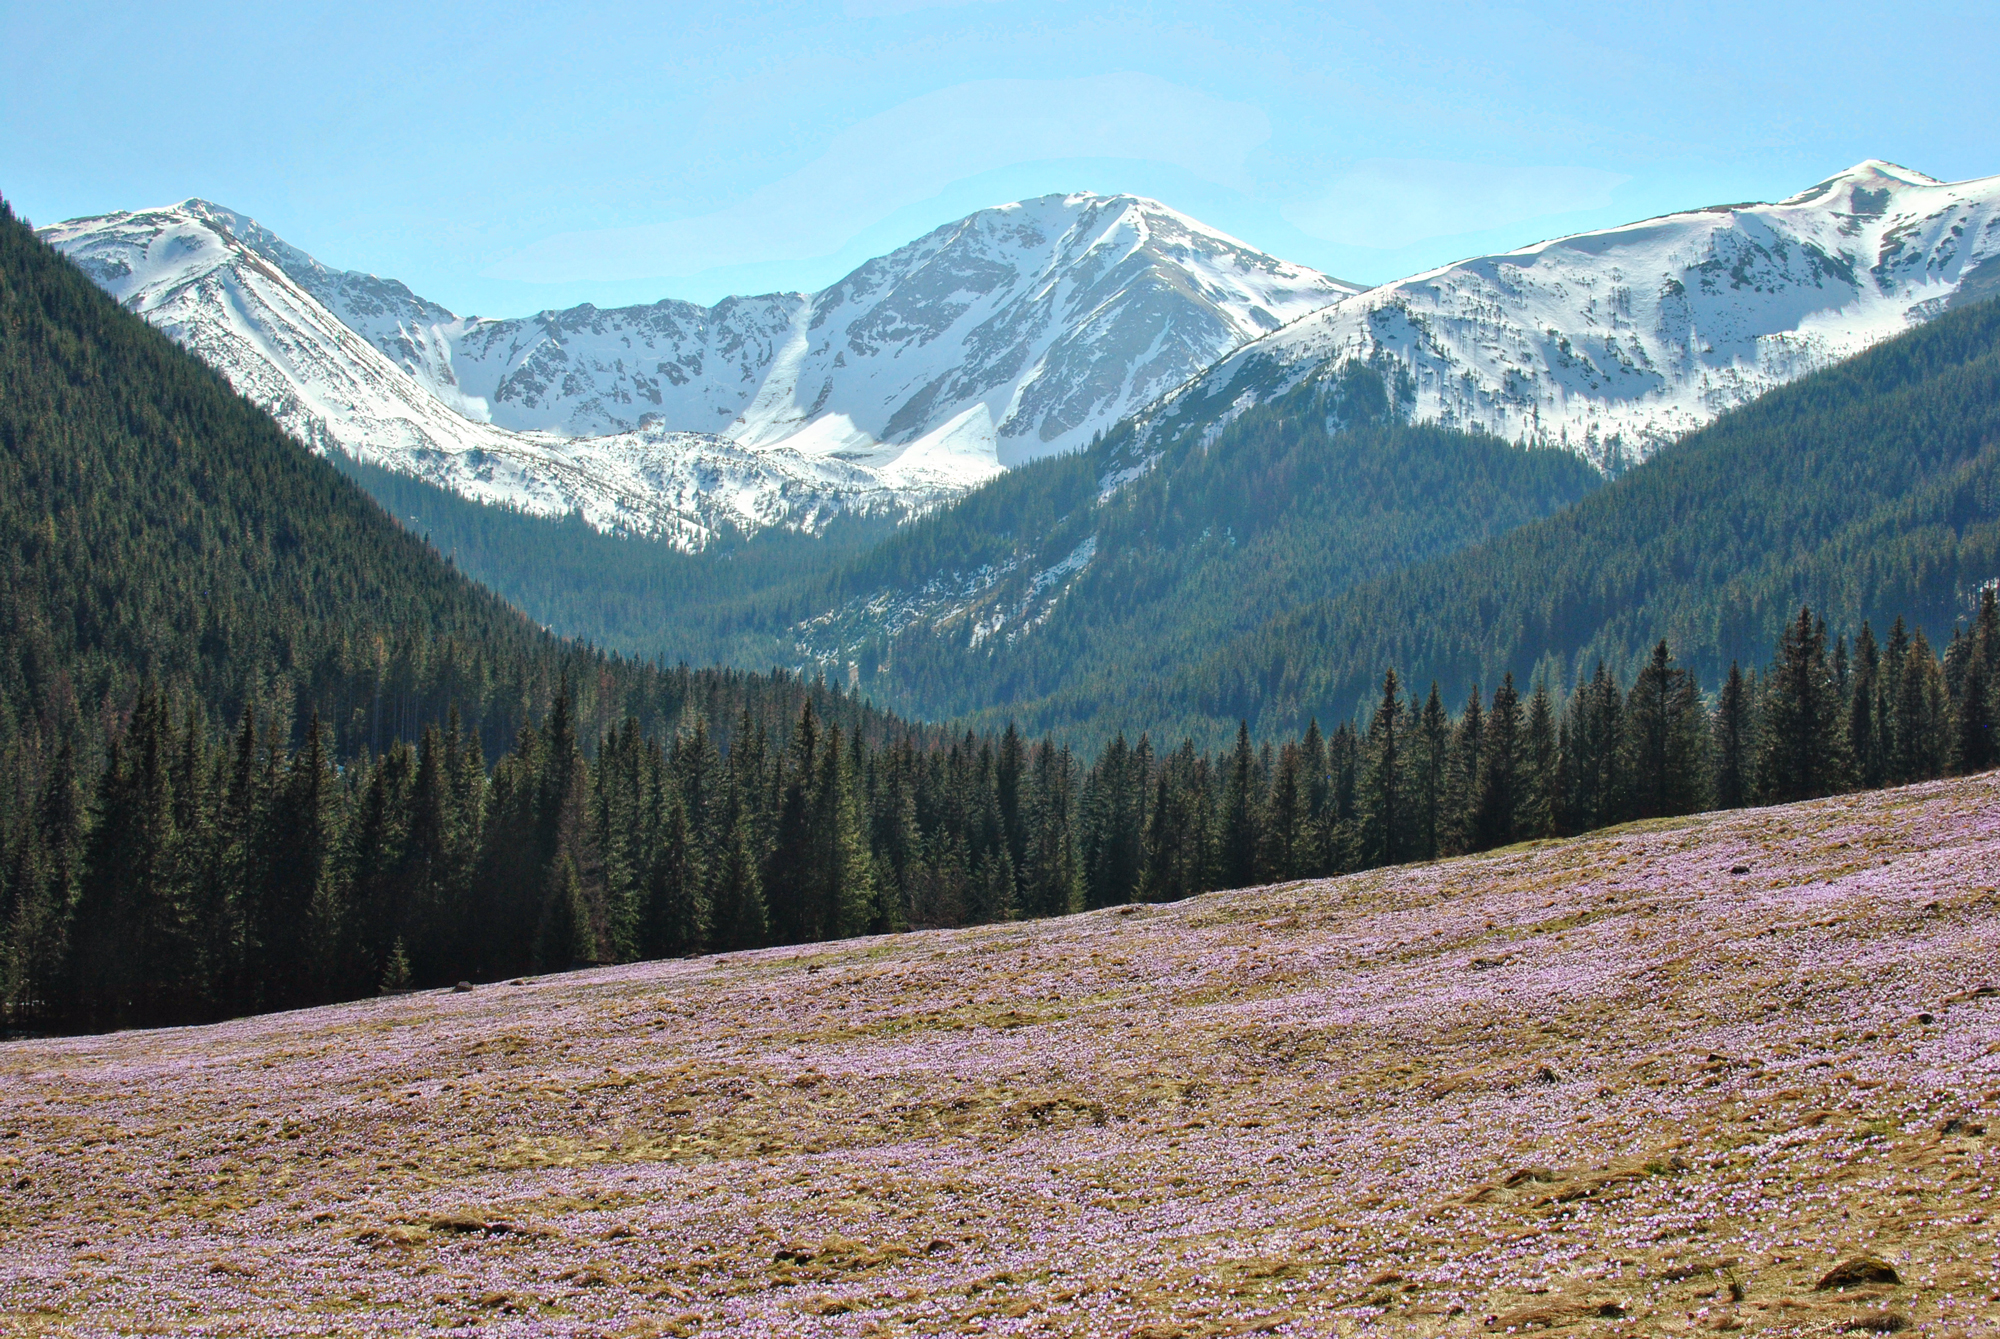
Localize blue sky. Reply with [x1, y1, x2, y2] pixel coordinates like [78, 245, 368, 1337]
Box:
[7, 0, 1998, 316]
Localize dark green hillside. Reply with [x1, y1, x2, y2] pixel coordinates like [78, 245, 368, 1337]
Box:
[0, 198, 909, 765]
[349, 362, 1602, 751]
[1121, 296, 2000, 740]
[334, 454, 900, 664]
[841, 368, 1601, 740]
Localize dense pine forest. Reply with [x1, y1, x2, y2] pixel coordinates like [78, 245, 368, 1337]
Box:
[8, 594, 1996, 1032]
[0, 199, 920, 1028]
[350, 293, 2000, 755]
[346, 359, 1606, 736]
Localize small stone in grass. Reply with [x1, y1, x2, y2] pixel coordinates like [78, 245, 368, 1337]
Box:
[1839, 1312, 1910, 1333]
[453, 982, 472, 993]
[1917, 1012, 1935, 1024]
[1730, 864, 1751, 874]
[1816, 1257, 1901, 1290]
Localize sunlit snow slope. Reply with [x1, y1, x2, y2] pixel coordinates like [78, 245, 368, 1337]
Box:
[42, 195, 1356, 545]
[38, 203, 918, 549]
[1139, 162, 2000, 471]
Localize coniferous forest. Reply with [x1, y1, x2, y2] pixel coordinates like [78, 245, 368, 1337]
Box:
[4, 198, 2000, 1035]
[8, 597, 1998, 1032]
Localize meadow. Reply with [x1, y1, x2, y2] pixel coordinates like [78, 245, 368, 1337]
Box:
[3, 775, 1997, 1337]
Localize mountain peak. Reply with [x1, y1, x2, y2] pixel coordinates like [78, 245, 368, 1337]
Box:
[43, 188, 1353, 544]
[1779, 160, 1947, 207]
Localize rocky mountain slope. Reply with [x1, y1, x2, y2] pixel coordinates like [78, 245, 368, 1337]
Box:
[4, 772, 1996, 1334]
[1129, 161, 2000, 474]
[40, 195, 1355, 546]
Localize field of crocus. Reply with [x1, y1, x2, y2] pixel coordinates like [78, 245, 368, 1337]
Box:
[4, 776, 1999, 1338]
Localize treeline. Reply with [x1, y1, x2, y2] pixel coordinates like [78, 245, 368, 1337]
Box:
[8, 599, 1993, 1033]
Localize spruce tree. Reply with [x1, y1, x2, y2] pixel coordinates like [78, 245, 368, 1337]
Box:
[1624, 641, 1709, 819]
[1359, 670, 1404, 867]
[1712, 662, 1752, 809]
[1849, 622, 1885, 789]
[1412, 685, 1448, 860]
[1758, 608, 1852, 803]
[1220, 722, 1261, 889]
[1442, 687, 1483, 856]
[1517, 680, 1558, 839]
[1474, 675, 1522, 851]
[708, 788, 768, 952]
[814, 723, 876, 939]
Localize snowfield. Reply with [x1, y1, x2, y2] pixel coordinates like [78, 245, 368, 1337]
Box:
[40, 163, 2000, 549]
[4, 775, 1998, 1336]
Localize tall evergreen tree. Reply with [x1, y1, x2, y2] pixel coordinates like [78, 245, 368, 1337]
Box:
[1712, 662, 1752, 810]
[1220, 722, 1262, 889]
[1474, 675, 1522, 851]
[1759, 609, 1853, 803]
[1624, 641, 1709, 819]
[1359, 670, 1404, 867]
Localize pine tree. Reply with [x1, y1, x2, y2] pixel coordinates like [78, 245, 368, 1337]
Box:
[1441, 686, 1482, 855]
[1220, 722, 1261, 889]
[1713, 662, 1752, 809]
[814, 723, 875, 940]
[642, 783, 706, 957]
[1474, 675, 1522, 851]
[1260, 743, 1307, 880]
[1020, 741, 1081, 918]
[1359, 670, 1404, 867]
[765, 700, 819, 943]
[1849, 622, 1885, 790]
[1412, 685, 1448, 861]
[1759, 608, 1853, 803]
[1954, 593, 1999, 774]
[1082, 732, 1148, 908]
[1624, 641, 1709, 819]
[1517, 680, 1558, 839]
[707, 799, 768, 952]
[380, 936, 413, 993]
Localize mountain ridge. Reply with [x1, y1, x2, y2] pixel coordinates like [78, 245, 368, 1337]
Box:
[1125, 160, 2000, 474]
[40, 193, 1356, 546]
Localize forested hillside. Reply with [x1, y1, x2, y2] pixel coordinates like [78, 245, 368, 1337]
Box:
[0, 200, 916, 1027]
[335, 454, 899, 663]
[370, 363, 1604, 740]
[1062, 297, 2000, 743]
[847, 370, 1601, 729]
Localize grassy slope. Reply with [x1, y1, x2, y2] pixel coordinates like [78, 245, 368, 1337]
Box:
[3, 774, 1995, 1334]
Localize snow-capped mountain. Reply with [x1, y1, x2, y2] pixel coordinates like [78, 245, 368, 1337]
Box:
[39, 203, 918, 548]
[41, 195, 1356, 546]
[1133, 161, 2000, 472]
